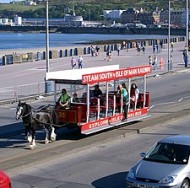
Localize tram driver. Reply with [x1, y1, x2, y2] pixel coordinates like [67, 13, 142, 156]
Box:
[57, 88, 71, 109]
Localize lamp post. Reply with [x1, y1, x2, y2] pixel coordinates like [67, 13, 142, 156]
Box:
[46, 0, 49, 73]
[45, 0, 50, 93]
[186, 0, 189, 67]
[168, 0, 171, 71]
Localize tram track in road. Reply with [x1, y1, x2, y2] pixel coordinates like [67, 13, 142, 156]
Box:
[2, 98, 190, 174]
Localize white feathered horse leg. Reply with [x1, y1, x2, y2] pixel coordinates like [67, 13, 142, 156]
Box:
[44, 126, 50, 144]
[29, 138, 36, 150]
[50, 127, 56, 142]
[29, 128, 36, 150]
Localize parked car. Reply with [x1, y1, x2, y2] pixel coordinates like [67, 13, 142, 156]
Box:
[0, 170, 11, 188]
[126, 135, 190, 188]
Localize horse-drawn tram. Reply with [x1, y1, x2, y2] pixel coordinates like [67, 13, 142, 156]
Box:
[46, 64, 152, 135]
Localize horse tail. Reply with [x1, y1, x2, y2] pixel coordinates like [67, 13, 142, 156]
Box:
[51, 109, 60, 125]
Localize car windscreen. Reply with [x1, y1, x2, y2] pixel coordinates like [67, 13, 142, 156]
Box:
[144, 142, 190, 164]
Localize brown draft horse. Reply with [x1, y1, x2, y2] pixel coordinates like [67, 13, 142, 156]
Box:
[15, 101, 57, 150]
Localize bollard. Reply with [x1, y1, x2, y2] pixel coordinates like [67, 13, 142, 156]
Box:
[2, 56, 6, 65]
[104, 45, 107, 52]
[49, 51, 53, 59]
[42, 51, 46, 60]
[64, 49, 68, 57]
[74, 48, 78, 56]
[69, 49, 73, 56]
[83, 47, 87, 55]
[87, 47, 91, 54]
[59, 50, 63, 58]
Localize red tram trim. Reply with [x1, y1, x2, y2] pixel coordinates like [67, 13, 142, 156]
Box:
[82, 65, 152, 84]
[81, 108, 148, 133]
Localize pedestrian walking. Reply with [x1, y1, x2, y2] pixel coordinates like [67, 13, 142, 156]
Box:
[183, 49, 188, 68]
[148, 55, 152, 66]
[141, 45, 145, 54]
[153, 44, 156, 54]
[122, 41, 126, 49]
[156, 44, 159, 53]
[70, 56, 77, 69]
[171, 42, 174, 52]
[117, 44, 121, 56]
[78, 56, 83, 69]
[152, 55, 158, 69]
[159, 41, 163, 51]
[105, 50, 112, 62]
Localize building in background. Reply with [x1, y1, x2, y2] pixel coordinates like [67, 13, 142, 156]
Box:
[14, 15, 22, 25]
[0, 18, 13, 25]
[103, 10, 125, 20]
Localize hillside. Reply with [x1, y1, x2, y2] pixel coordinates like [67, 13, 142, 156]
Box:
[0, 0, 186, 20]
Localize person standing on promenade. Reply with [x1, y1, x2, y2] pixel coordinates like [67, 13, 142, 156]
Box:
[117, 44, 121, 56]
[153, 44, 156, 54]
[71, 56, 77, 69]
[183, 49, 188, 68]
[171, 42, 174, 52]
[78, 56, 83, 69]
[95, 45, 100, 56]
[159, 40, 163, 50]
[90, 45, 95, 57]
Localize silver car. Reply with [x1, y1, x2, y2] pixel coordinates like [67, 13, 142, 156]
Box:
[126, 135, 190, 188]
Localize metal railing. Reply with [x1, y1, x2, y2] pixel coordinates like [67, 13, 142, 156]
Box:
[0, 82, 51, 104]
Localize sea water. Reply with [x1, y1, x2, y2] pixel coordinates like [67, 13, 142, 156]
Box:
[0, 32, 168, 50]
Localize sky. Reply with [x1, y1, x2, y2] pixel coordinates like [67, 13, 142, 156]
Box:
[0, 0, 21, 3]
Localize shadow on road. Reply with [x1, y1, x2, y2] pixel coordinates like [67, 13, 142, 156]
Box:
[92, 171, 128, 188]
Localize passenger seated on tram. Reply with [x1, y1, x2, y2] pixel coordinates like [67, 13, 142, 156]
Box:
[72, 93, 79, 103]
[81, 92, 87, 103]
[93, 84, 102, 98]
[130, 83, 139, 109]
[57, 88, 71, 109]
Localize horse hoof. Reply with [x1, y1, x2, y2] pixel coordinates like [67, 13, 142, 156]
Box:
[51, 134, 57, 142]
[29, 144, 36, 150]
[45, 139, 49, 144]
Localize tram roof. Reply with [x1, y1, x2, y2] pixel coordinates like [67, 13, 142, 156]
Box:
[46, 65, 120, 84]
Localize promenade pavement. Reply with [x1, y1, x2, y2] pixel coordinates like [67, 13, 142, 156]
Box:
[0, 40, 188, 90]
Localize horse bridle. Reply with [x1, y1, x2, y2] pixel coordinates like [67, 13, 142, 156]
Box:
[16, 105, 32, 119]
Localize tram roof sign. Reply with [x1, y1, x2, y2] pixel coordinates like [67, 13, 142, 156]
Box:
[82, 65, 152, 84]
